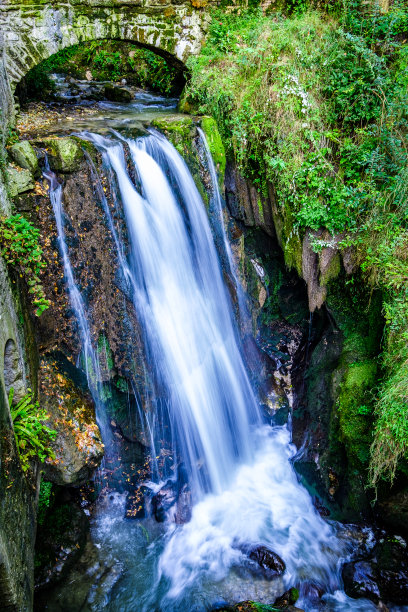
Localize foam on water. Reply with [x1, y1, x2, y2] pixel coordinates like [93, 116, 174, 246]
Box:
[50, 127, 379, 610]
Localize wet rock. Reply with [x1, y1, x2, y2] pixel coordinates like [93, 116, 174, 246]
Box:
[151, 480, 179, 522]
[342, 561, 381, 602]
[104, 84, 133, 102]
[298, 581, 324, 603]
[342, 535, 408, 605]
[212, 602, 304, 612]
[34, 536, 121, 610]
[6, 164, 34, 197]
[175, 483, 192, 524]
[35, 499, 89, 591]
[248, 546, 286, 577]
[273, 587, 299, 608]
[9, 140, 40, 177]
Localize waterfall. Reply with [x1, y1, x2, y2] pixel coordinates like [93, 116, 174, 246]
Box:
[46, 131, 376, 611]
[44, 168, 111, 446]
[197, 128, 241, 297]
[81, 130, 260, 498]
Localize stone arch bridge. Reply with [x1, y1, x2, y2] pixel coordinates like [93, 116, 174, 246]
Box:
[0, 0, 216, 94]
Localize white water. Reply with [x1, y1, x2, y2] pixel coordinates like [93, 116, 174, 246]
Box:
[48, 129, 377, 610]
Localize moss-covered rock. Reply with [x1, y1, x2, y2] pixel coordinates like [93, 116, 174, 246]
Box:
[151, 115, 195, 156]
[6, 164, 35, 197]
[215, 601, 303, 612]
[337, 360, 377, 464]
[104, 84, 133, 103]
[35, 137, 83, 173]
[9, 140, 40, 177]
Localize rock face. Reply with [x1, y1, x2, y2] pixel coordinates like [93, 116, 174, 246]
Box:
[343, 535, 408, 605]
[35, 498, 89, 591]
[40, 358, 104, 486]
[0, 81, 39, 609]
[225, 162, 276, 238]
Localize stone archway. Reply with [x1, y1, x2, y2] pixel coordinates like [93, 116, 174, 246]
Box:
[0, 0, 213, 91]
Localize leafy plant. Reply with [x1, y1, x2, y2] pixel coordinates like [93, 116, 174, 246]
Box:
[0, 214, 50, 316]
[37, 480, 54, 525]
[9, 387, 56, 473]
[6, 128, 19, 147]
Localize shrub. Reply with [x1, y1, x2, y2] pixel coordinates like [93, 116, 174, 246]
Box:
[0, 214, 50, 316]
[9, 387, 56, 473]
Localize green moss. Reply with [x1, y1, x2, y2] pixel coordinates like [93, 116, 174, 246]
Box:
[320, 252, 341, 286]
[35, 137, 83, 173]
[337, 360, 377, 465]
[8, 141, 39, 177]
[5, 165, 34, 197]
[200, 116, 226, 185]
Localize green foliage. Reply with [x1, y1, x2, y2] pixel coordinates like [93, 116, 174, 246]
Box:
[9, 387, 56, 473]
[0, 214, 50, 316]
[6, 128, 19, 147]
[20, 41, 181, 101]
[37, 480, 54, 526]
[337, 360, 377, 465]
[187, 3, 408, 486]
[322, 30, 389, 128]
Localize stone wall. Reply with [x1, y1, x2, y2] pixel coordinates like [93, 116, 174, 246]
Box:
[0, 0, 214, 92]
[0, 25, 40, 612]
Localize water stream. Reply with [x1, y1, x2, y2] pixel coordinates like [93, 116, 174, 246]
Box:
[43, 95, 378, 610]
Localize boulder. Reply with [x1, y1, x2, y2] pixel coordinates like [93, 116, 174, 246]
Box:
[342, 561, 381, 602]
[36, 137, 83, 173]
[104, 84, 133, 103]
[248, 546, 286, 577]
[40, 358, 104, 486]
[151, 480, 179, 522]
[342, 536, 408, 605]
[6, 165, 34, 197]
[9, 140, 40, 177]
[273, 587, 299, 608]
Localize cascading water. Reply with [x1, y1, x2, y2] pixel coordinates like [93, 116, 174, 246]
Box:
[46, 124, 377, 611]
[43, 168, 113, 448]
[82, 130, 259, 498]
[197, 127, 242, 301]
